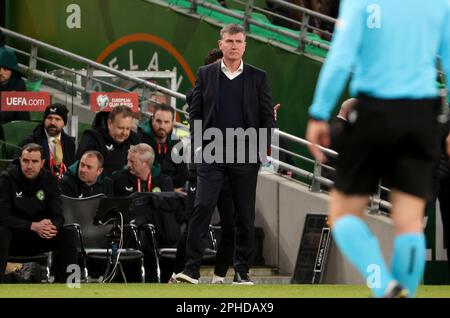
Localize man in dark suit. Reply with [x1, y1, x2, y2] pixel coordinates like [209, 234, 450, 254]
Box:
[176, 24, 275, 285]
[20, 103, 75, 180]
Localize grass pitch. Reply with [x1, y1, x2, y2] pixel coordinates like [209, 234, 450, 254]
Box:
[0, 284, 449, 298]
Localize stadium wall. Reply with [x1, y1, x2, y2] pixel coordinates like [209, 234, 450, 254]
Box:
[256, 173, 449, 285]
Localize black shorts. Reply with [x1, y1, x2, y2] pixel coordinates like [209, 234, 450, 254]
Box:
[334, 94, 441, 200]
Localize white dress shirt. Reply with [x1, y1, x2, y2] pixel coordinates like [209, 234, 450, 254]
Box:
[221, 59, 244, 80]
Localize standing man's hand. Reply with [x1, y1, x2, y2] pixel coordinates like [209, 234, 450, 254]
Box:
[31, 219, 57, 239]
[273, 104, 281, 121]
[306, 119, 330, 163]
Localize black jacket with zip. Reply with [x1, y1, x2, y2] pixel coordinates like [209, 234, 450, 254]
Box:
[20, 123, 76, 170]
[76, 112, 140, 177]
[60, 161, 114, 198]
[111, 166, 174, 197]
[0, 164, 64, 230]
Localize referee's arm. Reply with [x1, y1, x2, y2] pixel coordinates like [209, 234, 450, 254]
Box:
[308, 0, 365, 121]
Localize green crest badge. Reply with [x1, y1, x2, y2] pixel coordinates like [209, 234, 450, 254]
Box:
[152, 187, 161, 193]
[36, 190, 45, 201]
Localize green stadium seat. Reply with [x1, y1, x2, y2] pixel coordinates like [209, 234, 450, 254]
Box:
[0, 142, 13, 171]
[1, 121, 40, 158]
[78, 122, 92, 140]
[0, 139, 19, 163]
[1, 120, 40, 145]
[29, 112, 44, 122]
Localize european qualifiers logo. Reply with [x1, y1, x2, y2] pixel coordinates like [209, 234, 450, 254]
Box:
[90, 92, 139, 112]
[1, 92, 51, 112]
[96, 94, 110, 110]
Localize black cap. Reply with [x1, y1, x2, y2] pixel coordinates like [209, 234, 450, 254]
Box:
[43, 103, 68, 125]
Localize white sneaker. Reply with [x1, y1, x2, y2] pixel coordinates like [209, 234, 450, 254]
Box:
[175, 272, 199, 284]
[211, 274, 225, 284]
[168, 273, 179, 284]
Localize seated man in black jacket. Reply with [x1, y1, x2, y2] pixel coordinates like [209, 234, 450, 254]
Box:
[112, 143, 175, 282]
[0, 143, 78, 283]
[60, 150, 113, 198]
[112, 143, 173, 196]
[20, 103, 76, 180]
[76, 105, 140, 177]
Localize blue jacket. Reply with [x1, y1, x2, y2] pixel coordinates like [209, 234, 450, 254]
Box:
[309, 0, 450, 121]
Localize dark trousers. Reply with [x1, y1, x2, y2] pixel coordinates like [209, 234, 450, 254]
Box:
[175, 176, 235, 277]
[438, 183, 450, 274]
[0, 226, 78, 283]
[431, 172, 450, 276]
[184, 163, 259, 278]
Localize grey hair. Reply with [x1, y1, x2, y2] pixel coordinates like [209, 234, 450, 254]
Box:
[220, 23, 246, 39]
[129, 143, 155, 166]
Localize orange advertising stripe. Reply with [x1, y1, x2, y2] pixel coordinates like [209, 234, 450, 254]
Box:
[96, 33, 196, 86]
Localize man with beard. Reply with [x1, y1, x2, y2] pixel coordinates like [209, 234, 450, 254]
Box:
[139, 104, 187, 194]
[20, 103, 75, 180]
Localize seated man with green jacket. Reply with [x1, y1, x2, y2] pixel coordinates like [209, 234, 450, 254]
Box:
[60, 150, 113, 198]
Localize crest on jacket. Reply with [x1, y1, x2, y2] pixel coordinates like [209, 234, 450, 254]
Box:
[36, 190, 45, 201]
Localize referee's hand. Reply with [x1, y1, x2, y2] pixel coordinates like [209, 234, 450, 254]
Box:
[306, 119, 330, 164]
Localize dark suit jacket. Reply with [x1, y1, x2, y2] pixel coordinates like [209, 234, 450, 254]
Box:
[20, 123, 76, 170]
[189, 62, 275, 158]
